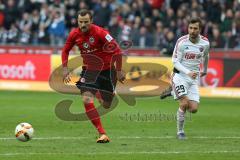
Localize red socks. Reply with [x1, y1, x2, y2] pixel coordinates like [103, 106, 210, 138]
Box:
[84, 103, 105, 134]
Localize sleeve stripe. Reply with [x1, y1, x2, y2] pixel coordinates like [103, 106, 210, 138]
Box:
[201, 35, 209, 42]
[173, 35, 188, 56]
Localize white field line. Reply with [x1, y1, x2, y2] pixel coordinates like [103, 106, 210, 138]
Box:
[1, 136, 240, 140]
[0, 137, 88, 140]
[119, 136, 240, 139]
[0, 150, 240, 156]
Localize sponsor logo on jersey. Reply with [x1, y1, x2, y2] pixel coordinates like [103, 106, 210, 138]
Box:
[82, 48, 98, 54]
[105, 34, 113, 42]
[185, 53, 196, 59]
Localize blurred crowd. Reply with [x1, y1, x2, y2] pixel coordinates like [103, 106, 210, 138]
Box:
[0, 0, 240, 56]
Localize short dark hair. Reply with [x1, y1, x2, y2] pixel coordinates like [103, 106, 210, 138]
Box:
[77, 9, 92, 20]
[188, 17, 202, 29]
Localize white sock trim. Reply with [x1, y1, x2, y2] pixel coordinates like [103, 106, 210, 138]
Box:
[178, 108, 184, 113]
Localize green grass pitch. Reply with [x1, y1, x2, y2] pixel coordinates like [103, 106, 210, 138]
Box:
[0, 90, 240, 160]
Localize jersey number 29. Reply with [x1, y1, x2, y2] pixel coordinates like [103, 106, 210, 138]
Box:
[176, 85, 185, 94]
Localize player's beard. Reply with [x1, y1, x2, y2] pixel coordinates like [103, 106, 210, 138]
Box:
[81, 27, 89, 33]
[190, 33, 197, 39]
[189, 33, 199, 42]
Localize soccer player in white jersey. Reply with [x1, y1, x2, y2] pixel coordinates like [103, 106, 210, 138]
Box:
[171, 17, 210, 139]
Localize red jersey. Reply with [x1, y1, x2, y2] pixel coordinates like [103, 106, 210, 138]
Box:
[62, 24, 121, 71]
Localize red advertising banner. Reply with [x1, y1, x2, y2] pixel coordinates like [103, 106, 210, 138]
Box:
[0, 54, 50, 81]
[200, 59, 224, 87]
[224, 59, 240, 87]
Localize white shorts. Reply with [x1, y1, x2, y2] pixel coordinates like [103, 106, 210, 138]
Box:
[171, 73, 200, 103]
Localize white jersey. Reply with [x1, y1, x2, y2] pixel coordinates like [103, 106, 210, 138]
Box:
[172, 34, 210, 74]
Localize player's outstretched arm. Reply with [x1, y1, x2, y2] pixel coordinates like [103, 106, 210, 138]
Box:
[114, 54, 125, 83]
[61, 30, 75, 83]
[62, 66, 71, 83]
[117, 70, 125, 84]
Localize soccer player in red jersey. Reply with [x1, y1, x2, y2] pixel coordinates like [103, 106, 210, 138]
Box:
[62, 9, 125, 143]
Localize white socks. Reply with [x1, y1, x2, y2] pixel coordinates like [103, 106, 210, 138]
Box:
[177, 108, 185, 134]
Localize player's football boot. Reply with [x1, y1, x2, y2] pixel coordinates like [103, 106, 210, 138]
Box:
[177, 132, 186, 140]
[96, 134, 110, 143]
[160, 86, 172, 99]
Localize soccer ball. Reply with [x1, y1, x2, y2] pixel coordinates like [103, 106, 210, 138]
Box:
[15, 122, 34, 142]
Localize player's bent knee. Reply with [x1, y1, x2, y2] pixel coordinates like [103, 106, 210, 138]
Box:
[181, 102, 188, 108]
[189, 105, 198, 113]
[82, 92, 94, 104]
[82, 96, 92, 104]
[188, 101, 199, 113]
[189, 108, 198, 113]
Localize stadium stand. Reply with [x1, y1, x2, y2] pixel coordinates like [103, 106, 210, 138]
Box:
[0, 0, 239, 56]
